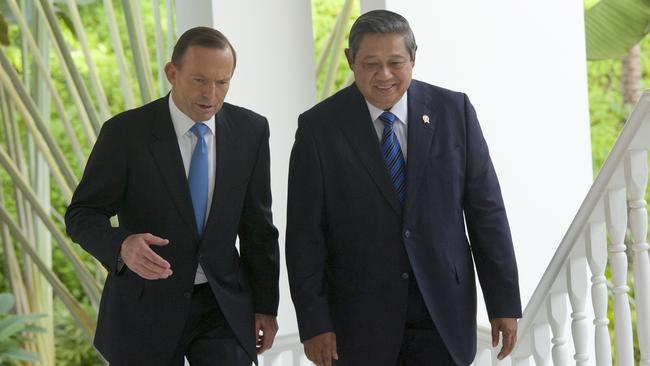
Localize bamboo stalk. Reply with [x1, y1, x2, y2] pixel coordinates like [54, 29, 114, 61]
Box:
[122, 0, 155, 102]
[153, 0, 166, 97]
[316, 6, 344, 78]
[64, 0, 111, 121]
[321, 0, 355, 99]
[165, 0, 175, 59]
[6, 0, 87, 170]
[1, 80, 37, 301]
[0, 87, 30, 317]
[102, 0, 136, 109]
[0, 143, 102, 306]
[36, 0, 102, 134]
[0, 52, 77, 199]
[31, 0, 97, 148]
[0, 204, 96, 342]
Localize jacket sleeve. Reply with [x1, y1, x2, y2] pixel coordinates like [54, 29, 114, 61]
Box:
[285, 115, 333, 342]
[238, 119, 280, 316]
[462, 94, 522, 319]
[65, 118, 131, 275]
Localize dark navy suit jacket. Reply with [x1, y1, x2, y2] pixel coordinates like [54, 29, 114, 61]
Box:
[66, 96, 279, 365]
[286, 80, 521, 365]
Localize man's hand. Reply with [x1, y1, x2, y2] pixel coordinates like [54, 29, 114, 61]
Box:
[255, 314, 278, 354]
[304, 332, 338, 366]
[120, 233, 172, 280]
[490, 317, 518, 360]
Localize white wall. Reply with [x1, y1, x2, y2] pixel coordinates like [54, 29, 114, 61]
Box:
[175, 0, 317, 336]
[363, 0, 594, 326]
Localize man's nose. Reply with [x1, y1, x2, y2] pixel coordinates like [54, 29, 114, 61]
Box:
[201, 82, 216, 97]
[377, 65, 392, 79]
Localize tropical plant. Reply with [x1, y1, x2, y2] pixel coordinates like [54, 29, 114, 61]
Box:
[0, 292, 45, 365]
[585, 0, 650, 107]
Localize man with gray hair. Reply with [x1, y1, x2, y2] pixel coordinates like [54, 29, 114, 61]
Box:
[287, 9, 521, 366]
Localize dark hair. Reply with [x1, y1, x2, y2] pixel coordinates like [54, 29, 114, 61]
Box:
[348, 10, 417, 62]
[171, 26, 237, 69]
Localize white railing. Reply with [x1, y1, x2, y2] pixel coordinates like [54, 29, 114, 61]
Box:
[498, 91, 650, 366]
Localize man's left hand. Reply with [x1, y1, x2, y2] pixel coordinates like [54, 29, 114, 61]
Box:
[255, 314, 278, 354]
[490, 317, 518, 360]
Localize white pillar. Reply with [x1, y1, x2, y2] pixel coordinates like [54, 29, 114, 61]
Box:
[360, 0, 593, 329]
[174, 0, 316, 336]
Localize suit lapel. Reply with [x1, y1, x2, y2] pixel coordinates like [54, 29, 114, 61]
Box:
[338, 85, 402, 216]
[201, 108, 241, 243]
[404, 81, 438, 213]
[149, 96, 199, 240]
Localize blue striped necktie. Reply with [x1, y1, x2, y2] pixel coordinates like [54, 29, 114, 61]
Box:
[379, 111, 406, 203]
[188, 123, 209, 236]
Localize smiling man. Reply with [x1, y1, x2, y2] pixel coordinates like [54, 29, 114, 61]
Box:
[66, 27, 279, 366]
[286, 10, 521, 366]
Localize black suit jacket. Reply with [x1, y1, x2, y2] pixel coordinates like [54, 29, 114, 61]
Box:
[65, 95, 279, 365]
[286, 80, 521, 365]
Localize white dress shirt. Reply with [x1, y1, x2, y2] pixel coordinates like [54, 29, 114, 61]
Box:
[168, 94, 215, 284]
[366, 92, 408, 161]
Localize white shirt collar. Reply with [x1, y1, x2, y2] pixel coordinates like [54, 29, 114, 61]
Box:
[168, 92, 216, 137]
[365, 92, 408, 125]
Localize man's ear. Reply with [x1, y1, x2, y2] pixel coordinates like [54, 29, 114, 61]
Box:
[164, 62, 176, 85]
[344, 48, 354, 69]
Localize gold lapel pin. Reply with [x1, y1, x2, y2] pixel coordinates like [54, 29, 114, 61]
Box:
[422, 115, 430, 124]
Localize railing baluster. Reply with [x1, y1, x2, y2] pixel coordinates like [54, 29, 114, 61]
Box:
[606, 186, 635, 365]
[626, 148, 650, 366]
[547, 292, 569, 365]
[586, 221, 612, 366]
[567, 256, 590, 365]
[531, 323, 551, 366]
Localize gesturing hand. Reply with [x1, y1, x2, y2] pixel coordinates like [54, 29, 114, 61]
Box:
[304, 332, 338, 366]
[490, 317, 518, 360]
[120, 233, 172, 280]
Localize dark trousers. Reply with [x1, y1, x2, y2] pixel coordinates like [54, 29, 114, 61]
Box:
[395, 274, 456, 366]
[168, 283, 251, 366]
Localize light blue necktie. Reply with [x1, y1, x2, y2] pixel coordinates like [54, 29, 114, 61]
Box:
[379, 111, 407, 203]
[188, 123, 209, 236]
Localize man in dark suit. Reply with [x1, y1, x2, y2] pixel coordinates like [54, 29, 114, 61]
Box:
[65, 27, 279, 366]
[286, 10, 521, 366]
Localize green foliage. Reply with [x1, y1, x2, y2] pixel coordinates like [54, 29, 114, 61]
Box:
[312, 0, 359, 96]
[585, 0, 650, 60]
[54, 299, 102, 366]
[0, 293, 45, 365]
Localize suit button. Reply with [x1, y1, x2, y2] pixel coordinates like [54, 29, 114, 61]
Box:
[183, 292, 192, 299]
[401, 272, 409, 280]
[404, 230, 411, 238]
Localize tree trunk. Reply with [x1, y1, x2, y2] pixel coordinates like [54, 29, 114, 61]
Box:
[621, 43, 642, 107]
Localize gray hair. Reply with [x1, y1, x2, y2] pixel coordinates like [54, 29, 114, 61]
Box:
[348, 10, 417, 62]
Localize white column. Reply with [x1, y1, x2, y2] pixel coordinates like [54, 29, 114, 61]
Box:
[174, 0, 317, 338]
